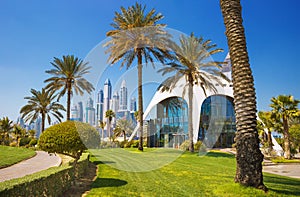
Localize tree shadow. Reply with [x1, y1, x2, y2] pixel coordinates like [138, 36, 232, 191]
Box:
[92, 178, 128, 188]
[264, 174, 300, 196]
[204, 151, 235, 158]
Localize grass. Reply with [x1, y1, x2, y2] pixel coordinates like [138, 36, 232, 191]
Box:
[0, 145, 36, 168]
[271, 157, 300, 164]
[87, 149, 300, 197]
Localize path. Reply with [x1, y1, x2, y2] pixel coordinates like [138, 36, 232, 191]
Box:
[0, 151, 61, 182]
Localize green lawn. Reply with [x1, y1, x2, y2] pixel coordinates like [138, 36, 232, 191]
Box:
[0, 145, 36, 168]
[87, 149, 300, 197]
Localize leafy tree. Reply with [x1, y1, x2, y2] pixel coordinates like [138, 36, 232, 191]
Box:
[220, 0, 267, 190]
[20, 88, 65, 132]
[289, 124, 300, 153]
[105, 110, 115, 141]
[158, 33, 227, 152]
[270, 95, 300, 159]
[38, 121, 100, 162]
[105, 3, 172, 151]
[113, 119, 134, 142]
[45, 55, 94, 120]
[0, 117, 14, 145]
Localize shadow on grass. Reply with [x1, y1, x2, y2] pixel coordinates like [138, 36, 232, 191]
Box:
[264, 174, 300, 196]
[92, 178, 128, 188]
[204, 151, 235, 158]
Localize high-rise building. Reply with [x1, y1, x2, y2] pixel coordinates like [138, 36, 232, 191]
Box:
[103, 79, 112, 120]
[111, 92, 119, 113]
[96, 90, 104, 123]
[71, 105, 79, 121]
[78, 101, 83, 122]
[130, 97, 137, 112]
[119, 80, 128, 111]
[34, 117, 42, 138]
[86, 97, 96, 126]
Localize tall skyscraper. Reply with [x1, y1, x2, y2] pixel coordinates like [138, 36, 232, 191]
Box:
[71, 105, 79, 121]
[130, 97, 137, 112]
[78, 101, 83, 122]
[86, 97, 96, 126]
[119, 80, 128, 111]
[103, 79, 112, 120]
[96, 90, 104, 123]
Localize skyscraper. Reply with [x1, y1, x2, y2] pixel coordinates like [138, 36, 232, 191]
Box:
[71, 105, 79, 121]
[96, 90, 104, 123]
[119, 80, 128, 111]
[86, 97, 96, 126]
[103, 79, 112, 120]
[130, 97, 137, 112]
[77, 101, 83, 122]
[111, 91, 119, 113]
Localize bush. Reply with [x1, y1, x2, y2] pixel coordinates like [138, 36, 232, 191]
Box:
[38, 121, 100, 160]
[194, 141, 203, 151]
[29, 139, 38, 147]
[179, 140, 190, 151]
[19, 137, 31, 147]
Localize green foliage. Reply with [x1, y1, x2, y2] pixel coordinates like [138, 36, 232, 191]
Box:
[179, 140, 190, 151]
[0, 153, 90, 196]
[290, 124, 300, 153]
[0, 145, 36, 168]
[271, 156, 300, 163]
[19, 137, 31, 147]
[38, 121, 100, 159]
[29, 138, 38, 147]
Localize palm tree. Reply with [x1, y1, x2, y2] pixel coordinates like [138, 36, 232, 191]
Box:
[258, 111, 274, 150]
[105, 3, 172, 151]
[20, 88, 66, 132]
[12, 125, 25, 147]
[270, 95, 300, 159]
[99, 120, 106, 140]
[158, 33, 227, 152]
[44, 55, 94, 120]
[114, 119, 134, 142]
[220, 0, 267, 190]
[105, 110, 115, 141]
[0, 117, 14, 145]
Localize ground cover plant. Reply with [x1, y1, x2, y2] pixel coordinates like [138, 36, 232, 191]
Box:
[0, 145, 35, 168]
[87, 149, 300, 196]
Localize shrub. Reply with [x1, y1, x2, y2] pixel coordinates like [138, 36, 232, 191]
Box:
[29, 139, 38, 147]
[194, 141, 203, 151]
[179, 140, 190, 151]
[38, 121, 100, 160]
[19, 137, 31, 147]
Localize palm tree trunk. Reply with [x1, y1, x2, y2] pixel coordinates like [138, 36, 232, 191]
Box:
[41, 114, 45, 132]
[108, 119, 111, 141]
[137, 49, 144, 151]
[67, 81, 72, 121]
[220, 0, 267, 191]
[188, 78, 194, 152]
[283, 115, 291, 159]
[267, 131, 273, 150]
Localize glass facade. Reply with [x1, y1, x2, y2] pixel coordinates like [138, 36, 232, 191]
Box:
[198, 95, 236, 148]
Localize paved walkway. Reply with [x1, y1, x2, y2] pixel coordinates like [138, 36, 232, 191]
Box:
[219, 148, 300, 179]
[0, 151, 61, 182]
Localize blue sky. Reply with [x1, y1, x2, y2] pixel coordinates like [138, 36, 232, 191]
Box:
[0, 0, 299, 121]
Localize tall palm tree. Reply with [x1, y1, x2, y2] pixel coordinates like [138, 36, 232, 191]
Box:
[105, 109, 115, 141]
[44, 55, 94, 120]
[99, 120, 106, 140]
[20, 88, 66, 132]
[0, 117, 14, 145]
[270, 95, 300, 159]
[105, 3, 172, 151]
[220, 0, 267, 190]
[158, 33, 227, 152]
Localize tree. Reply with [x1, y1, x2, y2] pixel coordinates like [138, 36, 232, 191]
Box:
[99, 120, 106, 140]
[220, 0, 267, 190]
[12, 125, 26, 147]
[20, 88, 65, 132]
[270, 95, 300, 159]
[38, 121, 100, 163]
[158, 33, 227, 152]
[105, 110, 115, 141]
[113, 119, 134, 142]
[0, 117, 14, 145]
[105, 3, 172, 151]
[44, 55, 94, 120]
[258, 111, 274, 150]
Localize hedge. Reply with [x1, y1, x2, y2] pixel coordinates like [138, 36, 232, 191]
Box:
[0, 153, 90, 197]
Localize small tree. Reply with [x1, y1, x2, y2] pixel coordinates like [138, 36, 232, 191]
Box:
[38, 121, 100, 163]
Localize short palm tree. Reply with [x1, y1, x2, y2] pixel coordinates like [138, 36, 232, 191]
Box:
[114, 119, 134, 142]
[0, 117, 14, 145]
[105, 3, 172, 151]
[258, 111, 274, 150]
[105, 110, 115, 141]
[158, 33, 227, 152]
[270, 95, 300, 159]
[99, 120, 106, 140]
[12, 125, 25, 147]
[20, 88, 66, 132]
[44, 55, 94, 120]
[220, 0, 267, 190]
